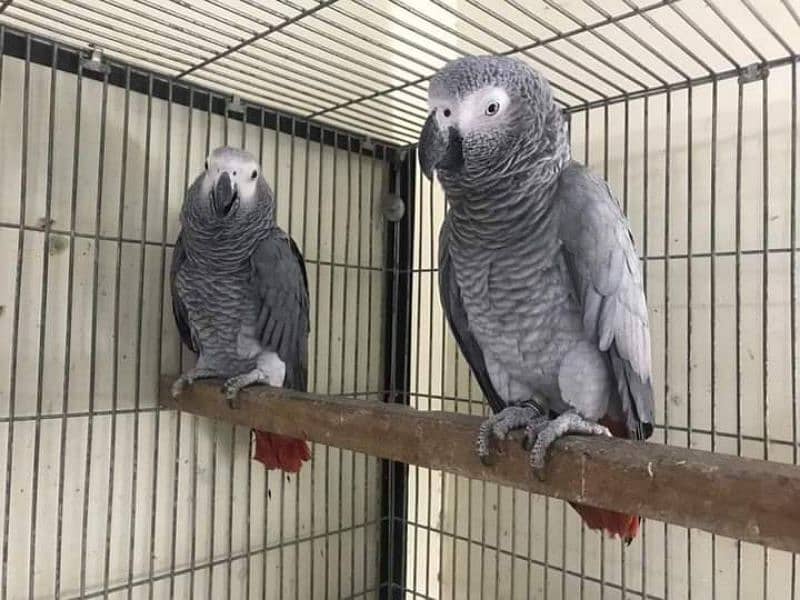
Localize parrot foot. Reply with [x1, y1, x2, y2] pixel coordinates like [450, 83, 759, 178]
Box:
[222, 369, 267, 409]
[526, 411, 611, 481]
[476, 401, 546, 466]
[171, 366, 218, 398]
[171, 376, 191, 398]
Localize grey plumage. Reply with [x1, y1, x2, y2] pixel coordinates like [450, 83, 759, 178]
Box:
[170, 146, 311, 471]
[419, 56, 652, 537]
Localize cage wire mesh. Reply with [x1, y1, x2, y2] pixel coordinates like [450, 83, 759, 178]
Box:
[0, 0, 799, 599]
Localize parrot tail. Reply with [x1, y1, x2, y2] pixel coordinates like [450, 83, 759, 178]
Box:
[251, 430, 311, 473]
[568, 415, 641, 543]
[569, 503, 641, 543]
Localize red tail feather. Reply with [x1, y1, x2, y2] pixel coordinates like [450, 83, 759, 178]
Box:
[251, 430, 311, 473]
[569, 502, 641, 543]
[566, 416, 641, 542]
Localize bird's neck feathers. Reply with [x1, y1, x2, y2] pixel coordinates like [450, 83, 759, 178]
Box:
[180, 205, 274, 271]
[447, 109, 570, 252]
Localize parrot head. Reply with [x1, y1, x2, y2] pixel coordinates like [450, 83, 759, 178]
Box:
[185, 146, 274, 229]
[419, 55, 568, 188]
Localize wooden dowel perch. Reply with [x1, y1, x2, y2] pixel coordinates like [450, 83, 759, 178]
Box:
[160, 376, 800, 553]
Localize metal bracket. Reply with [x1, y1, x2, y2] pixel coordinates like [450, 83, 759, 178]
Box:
[80, 44, 110, 75]
[226, 95, 244, 114]
[738, 63, 769, 84]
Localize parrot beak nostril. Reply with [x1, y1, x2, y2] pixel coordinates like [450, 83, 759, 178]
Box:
[419, 112, 463, 180]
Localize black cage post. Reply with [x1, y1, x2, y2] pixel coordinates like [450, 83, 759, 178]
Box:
[379, 148, 415, 599]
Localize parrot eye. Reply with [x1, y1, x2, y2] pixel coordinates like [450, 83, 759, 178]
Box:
[251, 169, 258, 179]
[443, 108, 451, 118]
[485, 101, 500, 116]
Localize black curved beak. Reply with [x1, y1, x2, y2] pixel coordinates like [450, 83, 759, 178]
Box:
[419, 110, 463, 180]
[212, 171, 238, 217]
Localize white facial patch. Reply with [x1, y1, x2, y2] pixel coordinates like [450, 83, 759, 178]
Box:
[428, 87, 510, 135]
[458, 86, 509, 132]
[206, 152, 261, 206]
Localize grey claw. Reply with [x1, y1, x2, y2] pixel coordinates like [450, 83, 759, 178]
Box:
[222, 381, 242, 409]
[479, 452, 495, 467]
[527, 411, 611, 480]
[171, 377, 189, 398]
[522, 418, 549, 451]
[476, 403, 544, 465]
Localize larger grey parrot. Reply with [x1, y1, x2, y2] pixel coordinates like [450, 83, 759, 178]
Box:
[419, 56, 653, 540]
[171, 146, 311, 473]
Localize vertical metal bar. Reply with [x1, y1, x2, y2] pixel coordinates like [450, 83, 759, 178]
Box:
[663, 89, 672, 600]
[621, 97, 630, 600]
[185, 86, 199, 600]
[166, 79, 182, 600]
[686, 84, 694, 600]
[401, 146, 415, 600]
[54, 45, 83, 600]
[276, 112, 287, 600]
[411, 161, 422, 600]
[379, 147, 413, 599]
[642, 94, 650, 600]
[424, 149, 436, 600]
[241, 101, 251, 600]
[104, 64, 132, 599]
[144, 72, 165, 600]
[27, 40, 58, 600]
[259, 107, 270, 600]
[337, 130, 351, 600]
[0, 30, 27, 600]
[710, 76, 718, 600]
[225, 101, 235, 600]
[602, 102, 610, 600]
[426, 233, 435, 599]
[206, 92, 218, 600]
[289, 119, 302, 600]
[581, 104, 591, 600]
[442, 169, 456, 600]
[790, 60, 798, 600]
[363, 144, 376, 599]
[349, 134, 361, 599]
[133, 72, 155, 600]
[80, 56, 109, 599]
[309, 122, 325, 600]
[325, 129, 337, 600]
[336, 130, 352, 598]
[760, 74, 770, 600]
[735, 77, 744, 600]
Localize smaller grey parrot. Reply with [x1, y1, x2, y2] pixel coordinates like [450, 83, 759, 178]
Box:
[419, 56, 654, 540]
[171, 146, 311, 473]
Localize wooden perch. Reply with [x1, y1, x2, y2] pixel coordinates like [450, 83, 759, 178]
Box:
[160, 376, 800, 553]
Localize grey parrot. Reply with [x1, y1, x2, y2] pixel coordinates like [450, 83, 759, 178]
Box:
[419, 56, 653, 540]
[171, 146, 311, 473]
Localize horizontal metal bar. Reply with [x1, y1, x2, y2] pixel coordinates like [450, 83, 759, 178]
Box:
[0, 25, 404, 150]
[175, 0, 339, 78]
[567, 53, 800, 113]
[67, 517, 383, 600]
[386, 516, 666, 600]
[161, 376, 800, 554]
[308, 0, 678, 119]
